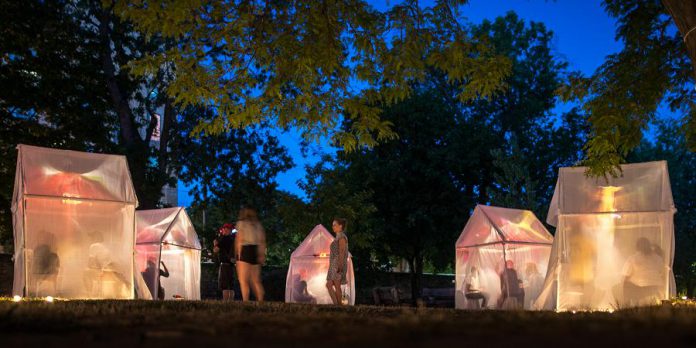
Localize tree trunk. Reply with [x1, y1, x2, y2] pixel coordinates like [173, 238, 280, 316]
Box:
[96, 1, 163, 209]
[663, 0, 696, 81]
[409, 254, 424, 306]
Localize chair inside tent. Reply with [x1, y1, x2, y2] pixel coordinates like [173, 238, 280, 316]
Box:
[11, 144, 138, 299]
[455, 205, 553, 310]
[285, 225, 355, 305]
[135, 207, 202, 300]
[534, 161, 676, 312]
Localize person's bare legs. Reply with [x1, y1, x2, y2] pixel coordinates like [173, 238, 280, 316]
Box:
[223, 289, 234, 301]
[331, 279, 343, 305]
[326, 281, 339, 304]
[250, 264, 264, 302]
[237, 261, 251, 301]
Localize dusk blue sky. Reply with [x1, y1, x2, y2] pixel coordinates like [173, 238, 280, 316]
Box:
[178, 0, 639, 207]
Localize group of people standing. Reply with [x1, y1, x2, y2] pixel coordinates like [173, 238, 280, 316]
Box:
[214, 207, 350, 305]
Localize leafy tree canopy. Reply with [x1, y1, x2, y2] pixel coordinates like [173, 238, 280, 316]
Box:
[559, 0, 694, 178]
[113, 0, 512, 150]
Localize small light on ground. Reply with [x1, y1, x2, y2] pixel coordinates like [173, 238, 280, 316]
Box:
[45, 296, 54, 303]
[12, 295, 21, 302]
[682, 296, 688, 300]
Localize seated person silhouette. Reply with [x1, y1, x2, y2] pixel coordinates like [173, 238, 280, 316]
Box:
[32, 244, 60, 295]
[621, 237, 665, 306]
[464, 266, 488, 308]
[499, 260, 524, 309]
[292, 269, 316, 304]
[142, 259, 170, 300]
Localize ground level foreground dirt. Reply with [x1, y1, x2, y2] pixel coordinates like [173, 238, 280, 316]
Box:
[1, 300, 695, 347]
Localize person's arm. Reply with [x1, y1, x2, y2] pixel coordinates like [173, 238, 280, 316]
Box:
[235, 226, 242, 261]
[213, 238, 219, 254]
[160, 261, 169, 278]
[258, 225, 267, 265]
[337, 238, 347, 274]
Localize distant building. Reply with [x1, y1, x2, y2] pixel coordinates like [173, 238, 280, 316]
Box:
[143, 103, 179, 207]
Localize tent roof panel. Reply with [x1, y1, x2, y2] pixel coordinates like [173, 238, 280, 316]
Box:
[291, 224, 353, 258]
[547, 161, 674, 226]
[456, 205, 553, 248]
[17, 144, 138, 204]
[136, 207, 201, 249]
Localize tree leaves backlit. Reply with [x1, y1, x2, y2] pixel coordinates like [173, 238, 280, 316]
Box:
[112, 0, 511, 150]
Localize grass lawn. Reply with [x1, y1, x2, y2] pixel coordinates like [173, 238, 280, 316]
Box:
[1, 299, 695, 347]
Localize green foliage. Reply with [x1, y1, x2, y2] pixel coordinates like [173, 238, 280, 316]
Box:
[467, 12, 587, 219]
[112, 0, 512, 150]
[0, 0, 121, 243]
[559, 0, 694, 178]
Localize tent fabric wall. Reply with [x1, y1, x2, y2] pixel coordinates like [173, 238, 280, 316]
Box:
[135, 207, 202, 300]
[11, 144, 138, 299]
[535, 161, 676, 311]
[455, 205, 553, 310]
[285, 225, 356, 305]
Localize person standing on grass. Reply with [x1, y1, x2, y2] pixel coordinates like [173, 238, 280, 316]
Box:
[213, 223, 236, 300]
[326, 218, 349, 305]
[235, 207, 266, 302]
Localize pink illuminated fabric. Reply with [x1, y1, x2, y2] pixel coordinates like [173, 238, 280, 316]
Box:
[135, 207, 201, 300]
[285, 225, 355, 305]
[455, 205, 553, 310]
[11, 144, 137, 299]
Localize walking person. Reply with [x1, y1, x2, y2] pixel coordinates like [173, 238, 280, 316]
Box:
[326, 218, 349, 305]
[213, 223, 236, 300]
[235, 207, 266, 302]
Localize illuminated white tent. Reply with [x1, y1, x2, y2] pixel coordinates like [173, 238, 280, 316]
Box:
[285, 225, 355, 305]
[455, 205, 553, 309]
[11, 144, 138, 299]
[135, 207, 201, 300]
[534, 161, 676, 311]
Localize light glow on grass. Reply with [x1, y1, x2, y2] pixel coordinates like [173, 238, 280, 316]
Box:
[45, 296, 54, 303]
[13, 295, 21, 302]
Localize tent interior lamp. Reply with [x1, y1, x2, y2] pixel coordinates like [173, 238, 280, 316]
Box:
[598, 185, 623, 212]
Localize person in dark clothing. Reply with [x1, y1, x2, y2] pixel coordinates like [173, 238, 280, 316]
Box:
[142, 259, 170, 300]
[499, 260, 524, 309]
[214, 223, 236, 300]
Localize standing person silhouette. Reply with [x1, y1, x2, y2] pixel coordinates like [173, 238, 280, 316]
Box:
[235, 207, 266, 302]
[326, 218, 349, 305]
[214, 223, 236, 300]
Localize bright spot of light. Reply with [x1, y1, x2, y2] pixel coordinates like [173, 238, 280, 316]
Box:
[12, 295, 21, 302]
[682, 296, 688, 300]
[45, 296, 54, 303]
